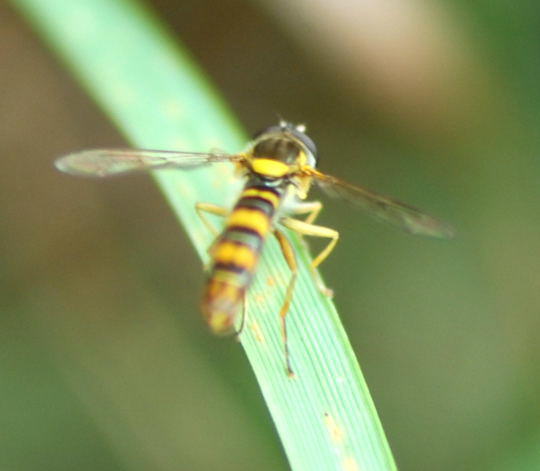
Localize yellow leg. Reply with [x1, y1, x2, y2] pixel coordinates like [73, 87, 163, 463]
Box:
[195, 202, 228, 237]
[280, 217, 339, 296]
[290, 201, 322, 225]
[274, 228, 298, 378]
[195, 202, 229, 270]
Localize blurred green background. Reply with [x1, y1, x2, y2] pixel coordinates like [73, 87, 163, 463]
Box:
[2, 1, 540, 470]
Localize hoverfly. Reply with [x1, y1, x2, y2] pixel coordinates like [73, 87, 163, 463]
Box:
[56, 121, 453, 375]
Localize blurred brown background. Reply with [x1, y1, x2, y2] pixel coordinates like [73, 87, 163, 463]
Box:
[2, 1, 540, 470]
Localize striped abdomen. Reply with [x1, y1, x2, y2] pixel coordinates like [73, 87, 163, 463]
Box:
[202, 180, 284, 335]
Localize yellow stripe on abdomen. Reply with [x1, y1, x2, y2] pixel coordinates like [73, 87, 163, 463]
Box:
[227, 208, 270, 236]
[212, 241, 258, 271]
[241, 187, 281, 209]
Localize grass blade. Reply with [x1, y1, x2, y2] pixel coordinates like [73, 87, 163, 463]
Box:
[11, 0, 397, 469]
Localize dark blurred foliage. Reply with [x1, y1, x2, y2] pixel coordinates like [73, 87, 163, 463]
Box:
[2, 1, 540, 470]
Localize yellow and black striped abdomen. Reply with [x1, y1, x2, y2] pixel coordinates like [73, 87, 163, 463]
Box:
[202, 182, 284, 335]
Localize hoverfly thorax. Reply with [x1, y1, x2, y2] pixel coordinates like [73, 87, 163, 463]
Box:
[249, 122, 318, 180]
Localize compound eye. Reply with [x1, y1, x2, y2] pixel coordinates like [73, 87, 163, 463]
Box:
[291, 129, 318, 161]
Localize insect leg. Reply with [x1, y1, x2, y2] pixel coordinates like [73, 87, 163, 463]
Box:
[289, 200, 323, 225]
[195, 202, 228, 237]
[235, 292, 248, 339]
[273, 228, 298, 377]
[280, 217, 339, 296]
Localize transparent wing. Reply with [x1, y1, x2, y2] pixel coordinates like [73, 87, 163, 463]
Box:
[55, 148, 243, 177]
[306, 169, 454, 239]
